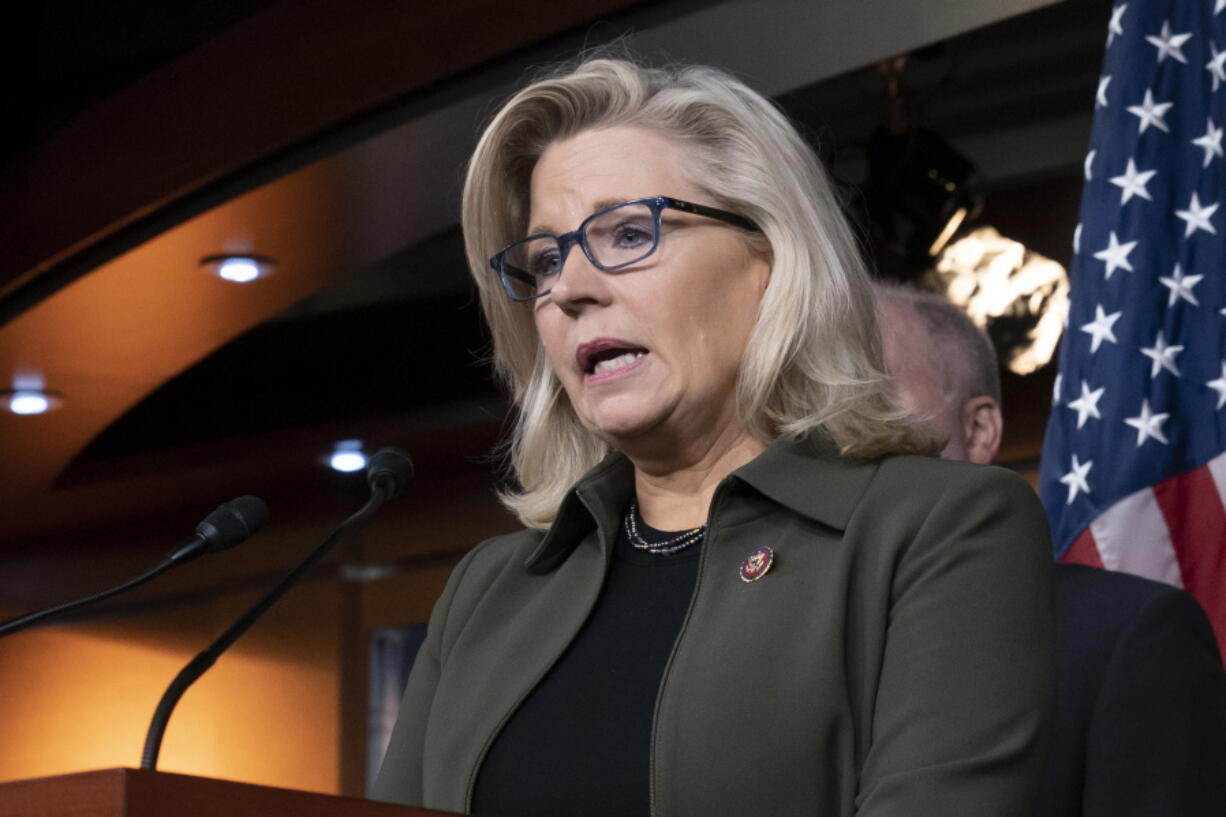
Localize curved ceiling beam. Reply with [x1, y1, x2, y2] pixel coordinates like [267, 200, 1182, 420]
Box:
[0, 0, 648, 319]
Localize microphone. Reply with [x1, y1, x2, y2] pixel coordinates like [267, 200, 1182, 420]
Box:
[366, 446, 413, 500]
[140, 446, 414, 770]
[170, 495, 269, 564]
[0, 496, 268, 639]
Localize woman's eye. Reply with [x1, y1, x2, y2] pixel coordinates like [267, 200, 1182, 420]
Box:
[611, 222, 653, 248]
[530, 250, 562, 277]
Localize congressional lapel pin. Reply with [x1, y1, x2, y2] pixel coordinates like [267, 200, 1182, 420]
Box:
[739, 546, 774, 582]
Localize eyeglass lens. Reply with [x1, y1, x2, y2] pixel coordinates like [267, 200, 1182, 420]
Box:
[501, 202, 658, 300]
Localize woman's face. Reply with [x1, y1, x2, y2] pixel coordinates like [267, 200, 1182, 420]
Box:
[528, 125, 771, 453]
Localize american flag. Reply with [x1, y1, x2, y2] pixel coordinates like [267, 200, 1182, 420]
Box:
[1038, 0, 1226, 652]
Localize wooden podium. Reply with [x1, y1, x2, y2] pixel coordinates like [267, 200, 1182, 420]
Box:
[0, 768, 460, 817]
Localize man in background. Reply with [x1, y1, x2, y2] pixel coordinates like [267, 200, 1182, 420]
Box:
[875, 284, 1226, 817]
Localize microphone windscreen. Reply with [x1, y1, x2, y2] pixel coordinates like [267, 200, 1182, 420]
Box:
[366, 447, 414, 499]
[195, 495, 269, 553]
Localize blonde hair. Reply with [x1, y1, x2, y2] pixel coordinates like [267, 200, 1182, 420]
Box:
[463, 57, 935, 529]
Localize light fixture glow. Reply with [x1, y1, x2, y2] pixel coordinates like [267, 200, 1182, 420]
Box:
[218, 259, 261, 283]
[3, 389, 62, 416]
[930, 226, 1069, 375]
[9, 392, 51, 415]
[329, 439, 367, 473]
[201, 255, 274, 284]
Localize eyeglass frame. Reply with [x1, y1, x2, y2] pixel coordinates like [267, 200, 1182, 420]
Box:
[489, 195, 761, 302]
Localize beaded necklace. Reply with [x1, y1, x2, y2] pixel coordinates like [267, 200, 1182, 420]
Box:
[623, 500, 706, 555]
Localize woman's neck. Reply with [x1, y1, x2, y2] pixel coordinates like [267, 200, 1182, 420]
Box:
[628, 427, 766, 530]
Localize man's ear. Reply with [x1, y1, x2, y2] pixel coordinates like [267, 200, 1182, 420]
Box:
[962, 395, 1003, 465]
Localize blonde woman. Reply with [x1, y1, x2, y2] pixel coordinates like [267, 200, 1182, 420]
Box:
[373, 57, 1054, 817]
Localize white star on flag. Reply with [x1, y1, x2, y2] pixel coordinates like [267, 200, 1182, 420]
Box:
[1092, 231, 1137, 278]
[1060, 455, 1093, 505]
[1145, 20, 1193, 64]
[1084, 150, 1096, 181]
[1068, 380, 1106, 428]
[1096, 76, 1111, 109]
[1127, 88, 1174, 133]
[1140, 330, 1184, 378]
[1124, 399, 1171, 446]
[1192, 118, 1224, 167]
[1052, 373, 1064, 406]
[1108, 158, 1156, 204]
[1207, 363, 1226, 409]
[1073, 223, 1082, 254]
[1080, 304, 1122, 352]
[1158, 263, 1202, 306]
[1174, 192, 1219, 237]
[1207, 43, 1226, 91]
[1108, 4, 1127, 46]
[1218, 0, 1226, 16]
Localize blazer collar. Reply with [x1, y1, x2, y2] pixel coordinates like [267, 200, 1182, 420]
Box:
[525, 453, 634, 571]
[732, 431, 880, 532]
[525, 431, 880, 570]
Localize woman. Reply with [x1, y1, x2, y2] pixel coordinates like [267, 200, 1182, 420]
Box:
[373, 57, 1054, 817]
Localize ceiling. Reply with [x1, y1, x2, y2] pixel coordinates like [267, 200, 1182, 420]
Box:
[0, 0, 1108, 565]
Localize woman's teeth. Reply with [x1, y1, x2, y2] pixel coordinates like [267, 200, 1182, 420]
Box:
[593, 352, 644, 374]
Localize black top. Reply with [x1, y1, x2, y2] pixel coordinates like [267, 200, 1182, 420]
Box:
[471, 509, 702, 817]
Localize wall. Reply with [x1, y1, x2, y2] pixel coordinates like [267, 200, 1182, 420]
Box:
[0, 580, 341, 792]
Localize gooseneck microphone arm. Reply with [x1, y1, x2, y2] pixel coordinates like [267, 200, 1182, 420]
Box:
[0, 563, 175, 638]
[0, 496, 268, 639]
[140, 446, 413, 770]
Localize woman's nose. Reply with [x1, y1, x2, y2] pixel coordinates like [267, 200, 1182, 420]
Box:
[548, 245, 609, 309]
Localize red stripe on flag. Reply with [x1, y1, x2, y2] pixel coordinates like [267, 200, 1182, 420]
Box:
[1153, 465, 1226, 654]
[1058, 527, 1104, 568]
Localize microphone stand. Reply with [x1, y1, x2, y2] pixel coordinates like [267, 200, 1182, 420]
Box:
[140, 474, 398, 769]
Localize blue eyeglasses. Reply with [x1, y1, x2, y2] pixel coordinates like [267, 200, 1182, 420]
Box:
[489, 196, 760, 302]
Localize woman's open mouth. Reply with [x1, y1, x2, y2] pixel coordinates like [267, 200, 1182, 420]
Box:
[577, 339, 650, 383]
[591, 350, 645, 374]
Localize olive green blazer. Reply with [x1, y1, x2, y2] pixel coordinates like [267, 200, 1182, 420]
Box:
[372, 433, 1055, 816]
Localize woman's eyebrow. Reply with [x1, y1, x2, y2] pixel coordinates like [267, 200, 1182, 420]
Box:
[527, 198, 637, 236]
[590, 197, 630, 212]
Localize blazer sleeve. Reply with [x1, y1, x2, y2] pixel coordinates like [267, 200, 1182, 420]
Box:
[1081, 585, 1226, 817]
[857, 465, 1057, 817]
[369, 544, 480, 806]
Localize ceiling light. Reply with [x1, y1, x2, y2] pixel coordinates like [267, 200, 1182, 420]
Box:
[201, 255, 275, 283]
[329, 439, 367, 473]
[3, 389, 62, 416]
[929, 226, 1069, 375]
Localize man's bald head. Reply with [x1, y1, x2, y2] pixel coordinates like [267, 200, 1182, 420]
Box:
[875, 285, 1003, 464]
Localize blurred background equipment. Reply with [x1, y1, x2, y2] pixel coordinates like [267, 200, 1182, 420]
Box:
[862, 52, 986, 271]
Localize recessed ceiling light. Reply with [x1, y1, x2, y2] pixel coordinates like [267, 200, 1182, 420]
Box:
[329, 439, 368, 473]
[2, 389, 62, 416]
[201, 254, 275, 283]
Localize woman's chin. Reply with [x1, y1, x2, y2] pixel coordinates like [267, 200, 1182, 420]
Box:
[579, 406, 668, 448]
[588, 419, 658, 446]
